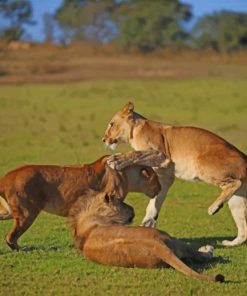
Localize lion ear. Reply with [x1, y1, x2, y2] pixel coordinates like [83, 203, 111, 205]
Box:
[121, 102, 134, 115]
[104, 192, 116, 204]
[104, 193, 110, 203]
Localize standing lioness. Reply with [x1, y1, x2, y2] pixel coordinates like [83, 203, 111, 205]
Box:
[102, 102, 247, 247]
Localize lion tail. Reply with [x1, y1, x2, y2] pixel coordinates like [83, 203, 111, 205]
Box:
[155, 242, 224, 283]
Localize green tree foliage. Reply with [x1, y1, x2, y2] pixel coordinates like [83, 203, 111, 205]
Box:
[114, 0, 191, 52]
[55, 0, 117, 43]
[192, 11, 247, 52]
[54, 1, 247, 52]
[1, 25, 23, 41]
[0, 0, 33, 41]
[55, 0, 191, 50]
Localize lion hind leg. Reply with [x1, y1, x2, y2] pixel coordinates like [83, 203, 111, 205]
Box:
[5, 195, 42, 251]
[208, 179, 242, 215]
[6, 210, 41, 251]
[223, 193, 247, 247]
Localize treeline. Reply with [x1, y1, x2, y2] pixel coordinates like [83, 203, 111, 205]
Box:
[1, 0, 247, 53]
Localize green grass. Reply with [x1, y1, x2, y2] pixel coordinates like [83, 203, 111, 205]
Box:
[0, 79, 247, 295]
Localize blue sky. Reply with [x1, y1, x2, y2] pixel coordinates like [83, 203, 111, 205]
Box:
[2, 0, 247, 41]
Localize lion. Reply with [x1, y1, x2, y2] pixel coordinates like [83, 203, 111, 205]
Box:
[0, 151, 162, 251]
[102, 102, 247, 247]
[70, 190, 224, 283]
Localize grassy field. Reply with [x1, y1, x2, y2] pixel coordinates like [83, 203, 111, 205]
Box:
[0, 79, 247, 295]
[1, 44, 247, 84]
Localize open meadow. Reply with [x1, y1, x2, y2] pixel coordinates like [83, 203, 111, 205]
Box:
[0, 78, 247, 295]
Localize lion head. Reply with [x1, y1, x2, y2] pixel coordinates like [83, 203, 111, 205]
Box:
[70, 191, 135, 230]
[102, 102, 138, 150]
[123, 165, 161, 198]
[91, 192, 135, 225]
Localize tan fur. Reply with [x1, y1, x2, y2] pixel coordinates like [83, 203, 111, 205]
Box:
[103, 102, 247, 246]
[0, 153, 161, 251]
[71, 191, 224, 283]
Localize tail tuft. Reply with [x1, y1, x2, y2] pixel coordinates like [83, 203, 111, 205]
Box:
[215, 274, 225, 283]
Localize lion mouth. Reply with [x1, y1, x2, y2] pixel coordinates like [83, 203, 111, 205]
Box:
[108, 139, 118, 150]
[104, 138, 118, 150]
[109, 143, 117, 151]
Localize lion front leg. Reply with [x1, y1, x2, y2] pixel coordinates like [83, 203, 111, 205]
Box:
[141, 169, 174, 227]
[141, 195, 165, 227]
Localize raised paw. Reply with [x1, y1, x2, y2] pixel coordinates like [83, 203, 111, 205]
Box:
[140, 218, 157, 228]
[208, 203, 223, 215]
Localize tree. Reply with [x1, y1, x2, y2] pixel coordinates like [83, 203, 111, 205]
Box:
[55, 0, 192, 50]
[55, 0, 117, 43]
[192, 11, 247, 52]
[0, 0, 33, 41]
[114, 0, 192, 52]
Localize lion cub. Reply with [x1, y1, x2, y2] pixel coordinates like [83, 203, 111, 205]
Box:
[70, 191, 224, 283]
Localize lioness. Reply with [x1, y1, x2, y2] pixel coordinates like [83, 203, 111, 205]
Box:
[0, 151, 162, 251]
[102, 102, 247, 247]
[70, 191, 224, 283]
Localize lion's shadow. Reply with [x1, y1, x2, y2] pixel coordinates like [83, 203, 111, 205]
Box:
[176, 236, 232, 273]
[179, 236, 234, 249]
[0, 243, 75, 254]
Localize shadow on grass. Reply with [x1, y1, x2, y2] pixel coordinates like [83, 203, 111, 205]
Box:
[20, 243, 75, 252]
[176, 236, 245, 283]
[179, 236, 235, 249]
[1, 240, 240, 284]
[0, 243, 75, 254]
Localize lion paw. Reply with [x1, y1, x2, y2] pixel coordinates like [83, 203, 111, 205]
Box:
[198, 245, 214, 254]
[222, 240, 234, 247]
[208, 203, 223, 215]
[198, 245, 214, 260]
[140, 218, 157, 228]
[222, 237, 247, 247]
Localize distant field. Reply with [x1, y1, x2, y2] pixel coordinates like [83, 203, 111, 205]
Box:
[1, 44, 247, 84]
[0, 79, 247, 295]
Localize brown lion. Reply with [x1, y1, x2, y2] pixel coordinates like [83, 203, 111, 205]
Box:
[71, 191, 224, 283]
[102, 102, 247, 247]
[0, 151, 162, 251]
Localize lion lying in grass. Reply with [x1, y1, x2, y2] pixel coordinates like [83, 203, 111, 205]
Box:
[0, 151, 163, 251]
[71, 191, 224, 283]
